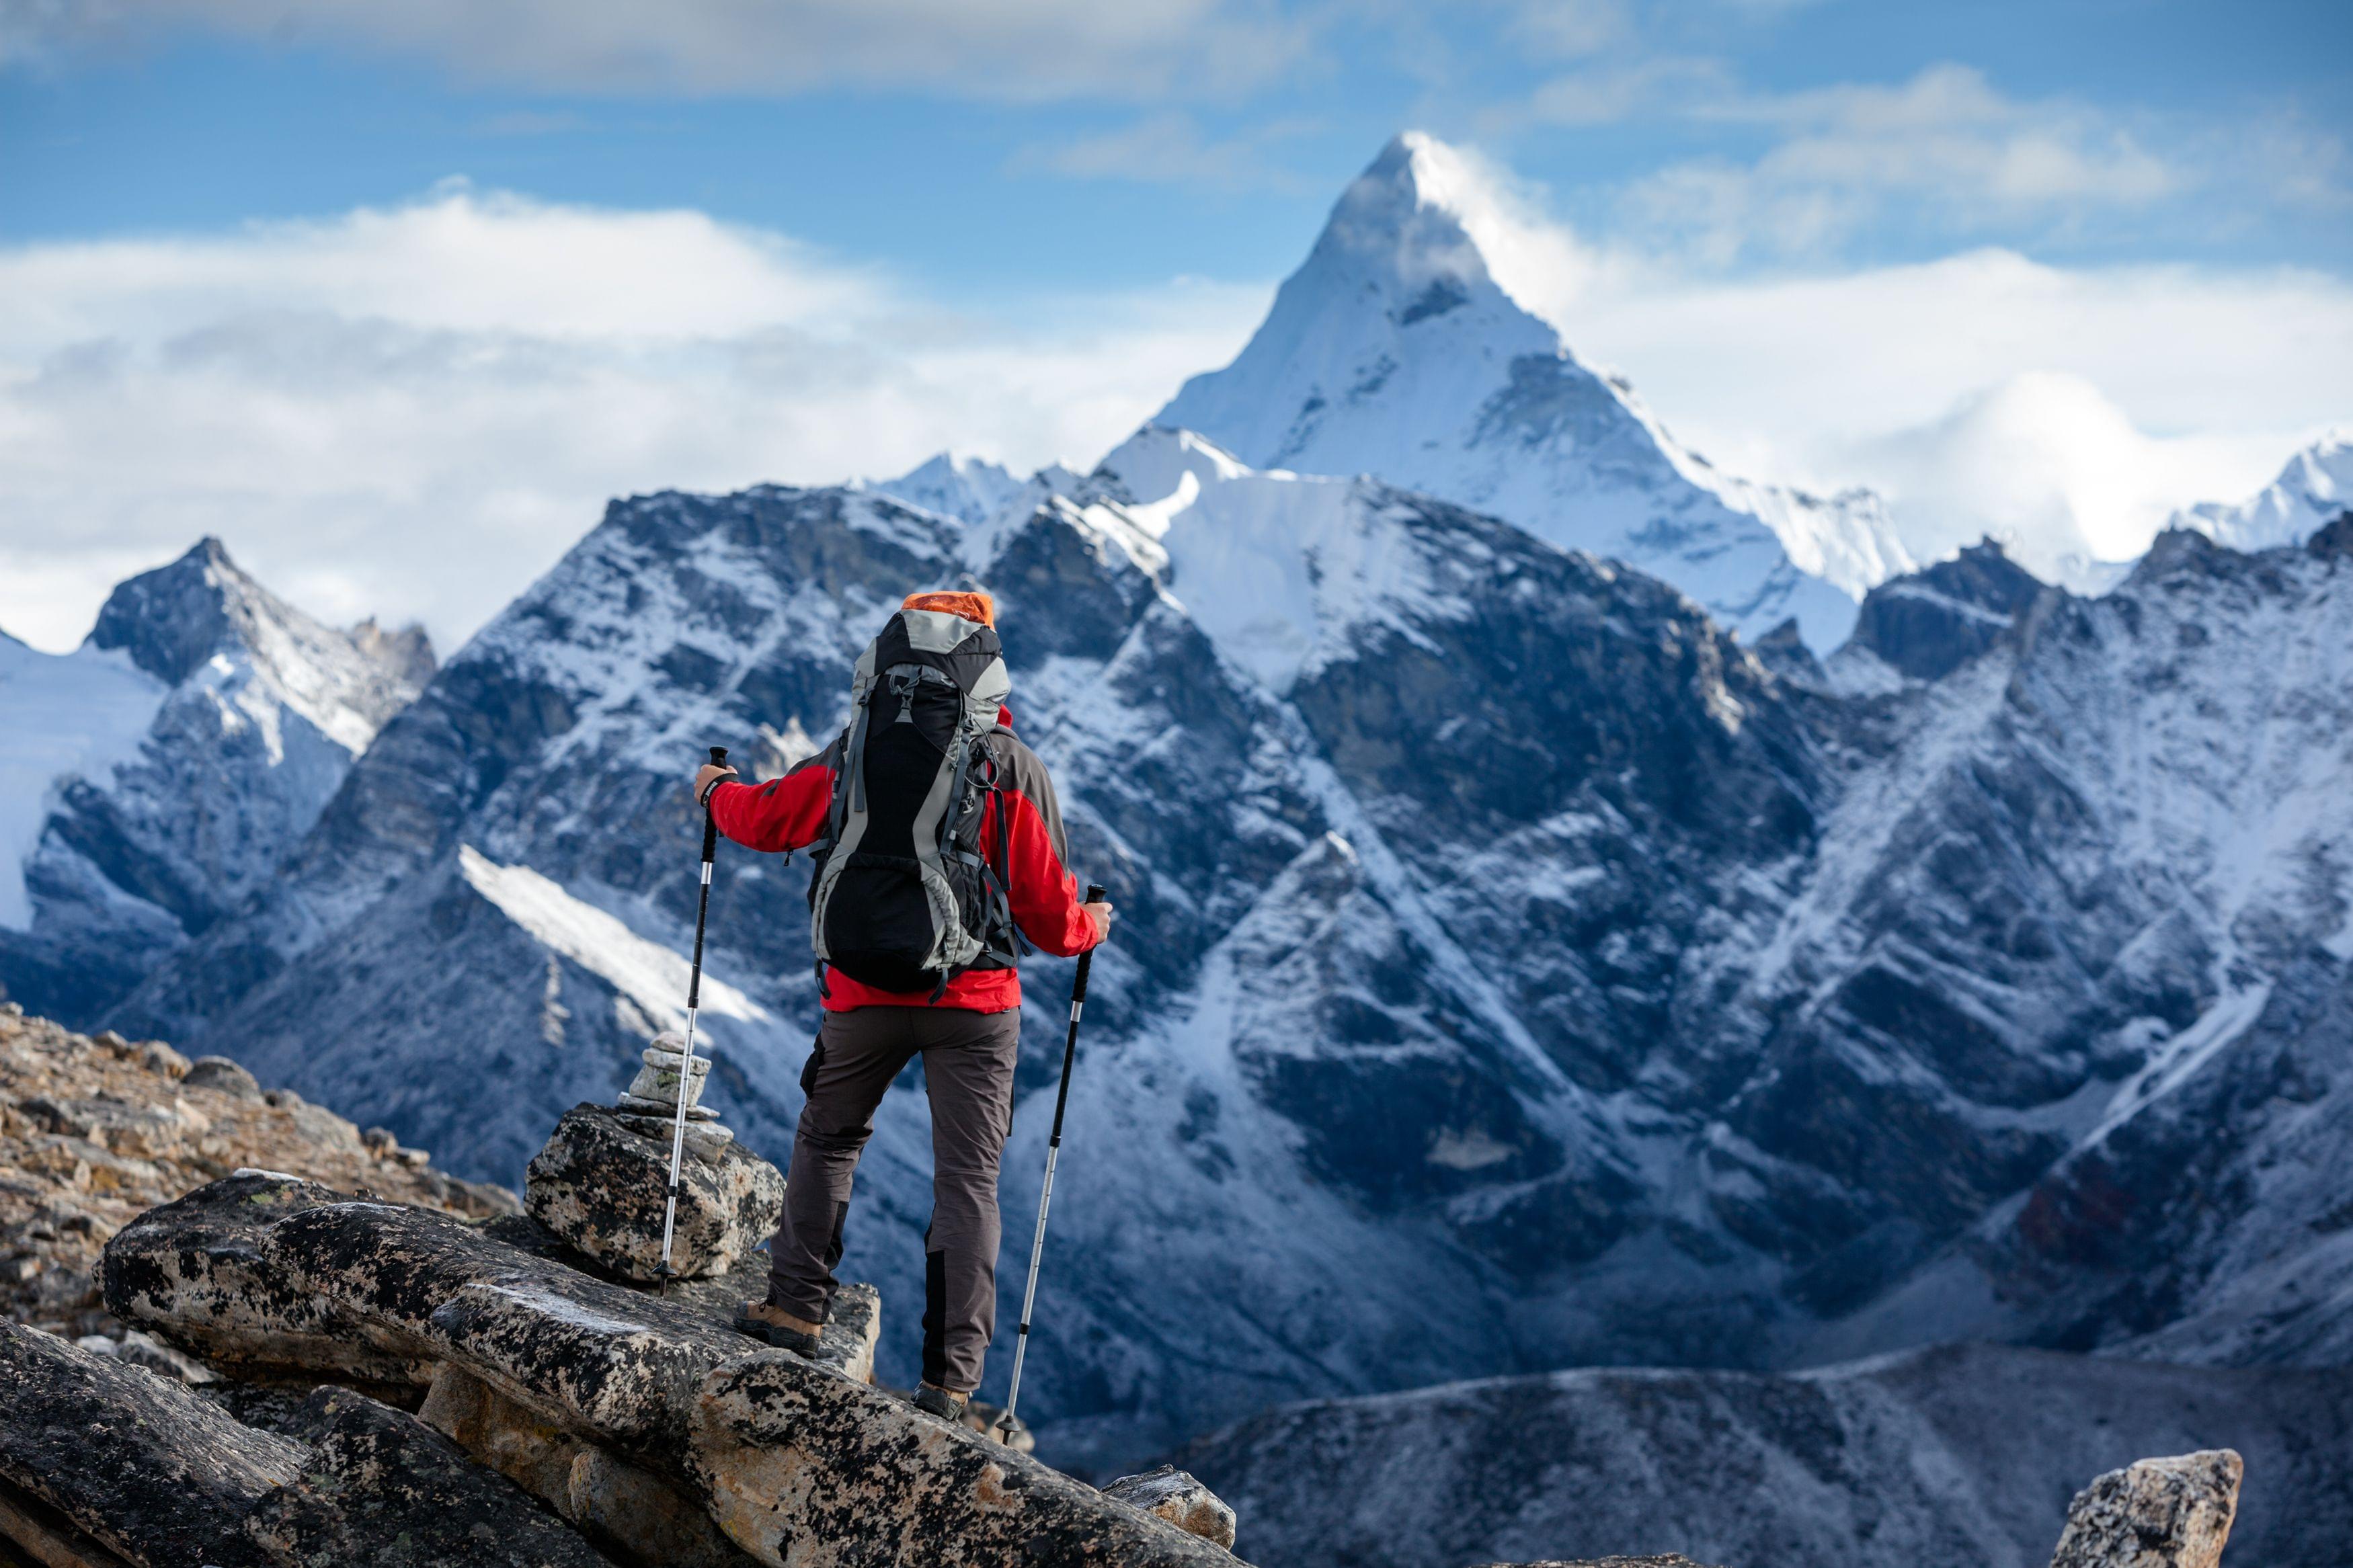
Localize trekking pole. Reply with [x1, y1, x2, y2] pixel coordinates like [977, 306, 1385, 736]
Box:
[657, 745, 727, 1292]
[997, 882, 1106, 1442]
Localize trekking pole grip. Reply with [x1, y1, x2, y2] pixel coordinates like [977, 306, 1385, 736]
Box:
[1074, 883, 1106, 1001]
[700, 746, 727, 862]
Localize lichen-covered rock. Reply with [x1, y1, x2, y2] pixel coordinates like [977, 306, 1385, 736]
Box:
[420, 1364, 755, 1567]
[567, 1446, 756, 1568]
[2049, 1450, 2242, 1568]
[102, 1173, 1239, 1566]
[1104, 1464, 1238, 1550]
[99, 1173, 438, 1390]
[240, 1387, 621, 1567]
[688, 1350, 1237, 1567]
[525, 1104, 783, 1282]
[0, 1318, 303, 1566]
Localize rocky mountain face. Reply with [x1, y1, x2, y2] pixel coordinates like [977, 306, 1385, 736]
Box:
[1176, 1344, 2339, 1568]
[81, 416, 2353, 1486]
[1156, 133, 1911, 647]
[0, 538, 433, 1026]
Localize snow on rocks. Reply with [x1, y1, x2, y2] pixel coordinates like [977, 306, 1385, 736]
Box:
[2049, 1450, 2242, 1568]
[2170, 431, 2351, 552]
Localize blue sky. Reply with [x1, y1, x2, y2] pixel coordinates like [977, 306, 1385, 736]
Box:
[2, 1, 2349, 649]
[9, 0, 2348, 288]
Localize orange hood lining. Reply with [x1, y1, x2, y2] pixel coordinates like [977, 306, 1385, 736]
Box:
[900, 590, 996, 628]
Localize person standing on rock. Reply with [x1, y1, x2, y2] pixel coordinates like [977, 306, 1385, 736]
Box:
[692, 589, 1111, 1426]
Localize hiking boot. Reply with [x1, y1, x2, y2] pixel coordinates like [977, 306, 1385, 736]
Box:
[733, 1300, 824, 1356]
[912, 1383, 968, 1422]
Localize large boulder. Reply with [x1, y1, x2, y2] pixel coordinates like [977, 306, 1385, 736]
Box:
[525, 1104, 783, 1282]
[2049, 1450, 2241, 1568]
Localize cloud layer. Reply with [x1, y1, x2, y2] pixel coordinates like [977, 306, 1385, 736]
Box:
[1394, 141, 2353, 581]
[3, 162, 2347, 658]
[0, 190, 1267, 651]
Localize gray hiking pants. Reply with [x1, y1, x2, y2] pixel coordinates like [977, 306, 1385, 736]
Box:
[766, 1005, 1021, 1393]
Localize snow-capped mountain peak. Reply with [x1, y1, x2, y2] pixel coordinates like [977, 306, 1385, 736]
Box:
[0, 538, 434, 1020]
[87, 536, 429, 754]
[1155, 132, 1910, 648]
[863, 451, 1025, 527]
[2171, 429, 2352, 552]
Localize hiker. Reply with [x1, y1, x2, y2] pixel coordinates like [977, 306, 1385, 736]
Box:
[691, 589, 1111, 1424]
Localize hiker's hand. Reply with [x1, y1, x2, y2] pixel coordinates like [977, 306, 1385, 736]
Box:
[1082, 899, 1114, 942]
[694, 762, 738, 804]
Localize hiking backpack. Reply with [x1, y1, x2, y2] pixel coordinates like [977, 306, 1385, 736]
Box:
[805, 606, 1024, 997]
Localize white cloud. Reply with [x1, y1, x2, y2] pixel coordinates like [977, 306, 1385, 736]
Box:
[1388, 144, 2353, 576]
[0, 188, 1269, 653]
[1618, 65, 2181, 263]
[6, 0, 1312, 101]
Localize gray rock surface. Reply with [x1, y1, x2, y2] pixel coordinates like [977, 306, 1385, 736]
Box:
[182, 1055, 262, 1099]
[1174, 1342, 2352, 1568]
[524, 1103, 783, 1281]
[2048, 1450, 2241, 1568]
[1105, 1464, 1239, 1549]
[0, 1321, 609, 1568]
[99, 1171, 1240, 1567]
[240, 1386, 621, 1568]
[0, 1318, 301, 1567]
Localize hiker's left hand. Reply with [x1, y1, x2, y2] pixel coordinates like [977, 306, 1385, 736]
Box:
[694, 762, 739, 802]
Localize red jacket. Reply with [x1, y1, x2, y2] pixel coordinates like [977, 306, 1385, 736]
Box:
[707, 707, 1099, 1012]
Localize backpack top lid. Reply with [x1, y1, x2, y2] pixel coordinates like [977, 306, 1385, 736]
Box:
[852, 605, 1010, 728]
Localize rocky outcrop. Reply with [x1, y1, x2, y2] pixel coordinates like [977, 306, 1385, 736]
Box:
[0, 1320, 610, 1568]
[2049, 1450, 2241, 1568]
[1104, 1467, 1239, 1550]
[525, 1103, 783, 1282]
[97, 1170, 1240, 1566]
[0, 1005, 513, 1346]
[1842, 538, 2045, 681]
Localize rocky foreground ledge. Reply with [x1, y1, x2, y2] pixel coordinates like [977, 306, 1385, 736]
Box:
[81, 1169, 1235, 1567]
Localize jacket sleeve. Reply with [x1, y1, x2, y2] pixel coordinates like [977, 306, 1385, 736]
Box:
[707, 741, 838, 854]
[992, 740, 1101, 958]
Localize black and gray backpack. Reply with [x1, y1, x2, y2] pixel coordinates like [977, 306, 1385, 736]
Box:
[806, 606, 1024, 997]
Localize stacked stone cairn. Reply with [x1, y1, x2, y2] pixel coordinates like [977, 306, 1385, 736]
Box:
[525, 1031, 785, 1282]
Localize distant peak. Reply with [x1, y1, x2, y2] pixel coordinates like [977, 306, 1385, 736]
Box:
[1318, 132, 1498, 290]
[87, 538, 261, 684]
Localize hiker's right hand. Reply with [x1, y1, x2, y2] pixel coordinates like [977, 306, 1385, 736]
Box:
[694, 761, 738, 803]
[1082, 899, 1114, 942]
